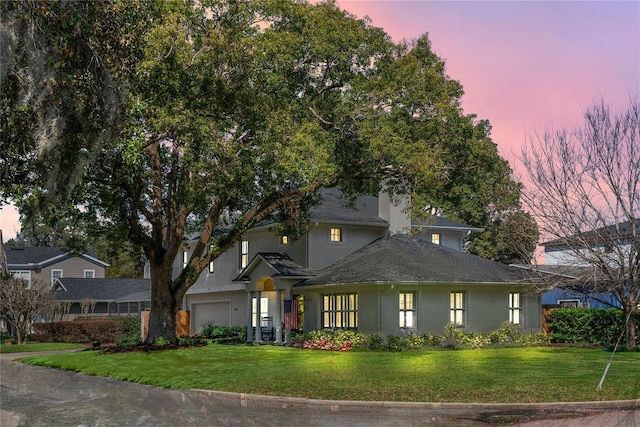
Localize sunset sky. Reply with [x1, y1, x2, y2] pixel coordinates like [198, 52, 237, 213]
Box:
[1, 1, 639, 240]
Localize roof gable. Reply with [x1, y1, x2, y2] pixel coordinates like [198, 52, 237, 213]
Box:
[234, 252, 315, 281]
[297, 234, 532, 287]
[4, 246, 109, 270]
[5, 246, 109, 269]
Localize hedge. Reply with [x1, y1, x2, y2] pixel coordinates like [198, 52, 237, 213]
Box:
[33, 317, 141, 345]
[546, 308, 638, 345]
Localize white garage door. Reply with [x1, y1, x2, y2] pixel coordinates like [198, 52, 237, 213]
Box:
[193, 302, 231, 334]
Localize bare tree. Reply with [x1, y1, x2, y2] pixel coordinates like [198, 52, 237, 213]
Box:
[44, 300, 72, 323]
[0, 277, 57, 344]
[521, 98, 639, 347]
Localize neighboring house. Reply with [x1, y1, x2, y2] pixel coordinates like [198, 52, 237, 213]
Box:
[53, 278, 151, 319]
[4, 246, 109, 287]
[539, 220, 638, 308]
[179, 189, 542, 341]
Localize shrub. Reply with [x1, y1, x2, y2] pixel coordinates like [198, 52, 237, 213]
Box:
[198, 323, 247, 344]
[290, 329, 368, 351]
[547, 308, 631, 345]
[33, 320, 124, 343]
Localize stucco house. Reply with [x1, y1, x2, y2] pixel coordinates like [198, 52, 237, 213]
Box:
[178, 189, 542, 341]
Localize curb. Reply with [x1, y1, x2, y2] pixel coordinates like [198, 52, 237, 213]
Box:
[192, 388, 640, 415]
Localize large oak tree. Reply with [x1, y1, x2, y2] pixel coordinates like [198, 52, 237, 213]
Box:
[2, 0, 534, 343]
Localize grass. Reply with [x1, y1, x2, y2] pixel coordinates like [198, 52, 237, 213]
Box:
[21, 345, 640, 403]
[0, 342, 87, 354]
[25, 345, 640, 403]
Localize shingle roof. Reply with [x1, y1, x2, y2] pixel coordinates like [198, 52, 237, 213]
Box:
[55, 278, 150, 302]
[541, 219, 639, 247]
[5, 246, 108, 268]
[296, 234, 532, 287]
[308, 188, 387, 225]
[234, 252, 315, 281]
[413, 216, 483, 232]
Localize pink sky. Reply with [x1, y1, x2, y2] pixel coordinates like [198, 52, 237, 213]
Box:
[1, 1, 639, 241]
[338, 0, 640, 166]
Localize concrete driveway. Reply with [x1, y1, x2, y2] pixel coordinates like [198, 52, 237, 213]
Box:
[1, 351, 638, 426]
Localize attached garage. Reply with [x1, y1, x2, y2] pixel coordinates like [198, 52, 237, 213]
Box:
[192, 301, 231, 334]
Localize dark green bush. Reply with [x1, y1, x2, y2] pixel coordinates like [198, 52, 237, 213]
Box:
[547, 308, 634, 345]
[199, 323, 247, 343]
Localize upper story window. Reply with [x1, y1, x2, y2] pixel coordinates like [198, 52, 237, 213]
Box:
[240, 240, 249, 269]
[11, 271, 31, 288]
[84, 270, 95, 279]
[449, 291, 465, 327]
[508, 292, 521, 324]
[208, 246, 215, 274]
[431, 233, 441, 245]
[182, 251, 189, 269]
[330, 228, 342, 242]
[281, 236, 288, 245]
[399, 292, 415, 328]
[51, 269, 63, 283]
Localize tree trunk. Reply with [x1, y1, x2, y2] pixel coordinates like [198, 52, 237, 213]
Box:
[626, 312, 637, 348]
[146, 262, 183, 345]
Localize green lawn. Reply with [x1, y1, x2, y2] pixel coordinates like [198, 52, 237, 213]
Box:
[0, 342, 87, 354]
[21, 345, 640, 403]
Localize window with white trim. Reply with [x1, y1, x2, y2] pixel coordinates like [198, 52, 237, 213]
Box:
[251, 297, 268, 327]
[330, 228, 342, 242]
[322, 293, 357, 329]
[11, 271, 31, 288]
[240, 240, 249, 269]
[399, 292, 415, 328]
[509, 292, 521, 324]
[431, 233, 441, 245]
[51, 269, 63, 283]
[84, 270, 95, 279]
[207, 245, 215, 274]
[449, 292, 465, 327]
[182, 251, 188, 269]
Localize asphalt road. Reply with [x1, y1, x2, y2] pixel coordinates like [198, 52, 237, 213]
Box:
[1, 351, 638, 426]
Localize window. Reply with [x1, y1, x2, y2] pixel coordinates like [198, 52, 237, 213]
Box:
[240, 240, 249, 269]
[182, 251, 188, 269]
[207, 245, 215, 274]
[449, 292, 465, 327]
[84, 270, 95, 279]
[508, 292, 521, 324]
[281, 236, 288, 245]
[252, 297, 269, 327]
[51, 269, 63, 283]
[330, 228, 342, 242]
[11, 271, 31, 288]
[431, 233, 441, 245]
[322, 293, 358, 329]
[399, 292, 415, 328]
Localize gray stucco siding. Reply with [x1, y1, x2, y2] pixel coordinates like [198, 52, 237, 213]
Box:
[306, 225, 386, 270]
[298, 283, 540, 338]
